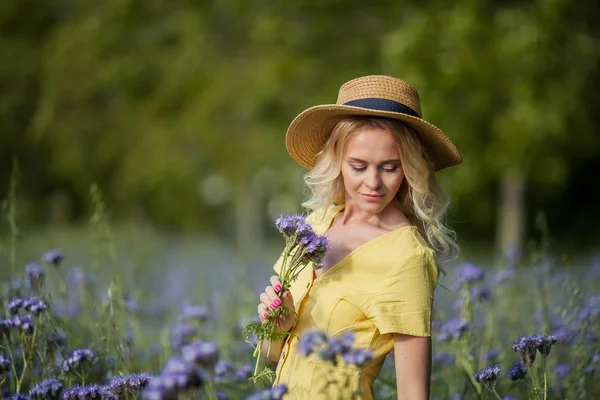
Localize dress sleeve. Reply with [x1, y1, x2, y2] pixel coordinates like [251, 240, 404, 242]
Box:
[361, 249, 439, 336]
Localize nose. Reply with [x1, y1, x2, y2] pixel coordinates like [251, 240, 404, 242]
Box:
[365, 169, 382, 190]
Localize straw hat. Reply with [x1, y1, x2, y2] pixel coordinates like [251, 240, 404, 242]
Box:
[285, 75, 462, 171]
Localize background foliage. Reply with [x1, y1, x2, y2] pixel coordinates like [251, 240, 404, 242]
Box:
[1, 0, 599, 254]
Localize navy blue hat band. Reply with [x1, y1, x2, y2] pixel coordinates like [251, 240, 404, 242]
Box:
[343, 98, 420, 118]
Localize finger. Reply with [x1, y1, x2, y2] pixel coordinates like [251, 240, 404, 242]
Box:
[260, 293, 272, 309]
[270, 275, 283, 292]
[257, 303, 269, 321]
[265, 286, 281, 309]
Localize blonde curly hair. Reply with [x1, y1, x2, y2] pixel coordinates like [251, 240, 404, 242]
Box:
[301, 116, 460, 264]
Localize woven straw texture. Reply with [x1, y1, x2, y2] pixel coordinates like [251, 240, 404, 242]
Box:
[285, 75, 462, 171]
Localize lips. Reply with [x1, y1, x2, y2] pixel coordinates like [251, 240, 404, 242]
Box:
[361, 193, 383, 200]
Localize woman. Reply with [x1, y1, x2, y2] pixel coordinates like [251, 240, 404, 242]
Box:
[257, 75, 462, 399]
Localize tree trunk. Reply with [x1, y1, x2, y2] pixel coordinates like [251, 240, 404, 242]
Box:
[495, 168, 526, 266]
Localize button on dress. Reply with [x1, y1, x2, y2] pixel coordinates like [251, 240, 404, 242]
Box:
[271, 204, 439, 399]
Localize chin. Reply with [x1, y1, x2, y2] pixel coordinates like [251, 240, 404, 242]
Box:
[359, 201, 386, 213]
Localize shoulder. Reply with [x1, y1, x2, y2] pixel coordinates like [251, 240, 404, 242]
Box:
[390, 232, 439, 291]
[382, 226, 434, 263]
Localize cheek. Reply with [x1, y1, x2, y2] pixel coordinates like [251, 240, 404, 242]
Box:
[385, 173, 404, 190]
[341, 168, 362, 190]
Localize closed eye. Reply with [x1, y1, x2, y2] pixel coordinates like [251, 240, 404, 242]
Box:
[351, 166, 398, 172]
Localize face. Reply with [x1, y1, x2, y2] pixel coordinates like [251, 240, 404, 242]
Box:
[340, 127, 405, 214]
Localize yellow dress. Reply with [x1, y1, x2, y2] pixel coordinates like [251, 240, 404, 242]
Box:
[272, 204, 439, 399]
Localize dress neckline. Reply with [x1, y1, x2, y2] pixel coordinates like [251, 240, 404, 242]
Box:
[311, 204, 416, 283]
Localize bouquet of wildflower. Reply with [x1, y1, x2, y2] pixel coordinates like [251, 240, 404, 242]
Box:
[244, 214, 328, 385]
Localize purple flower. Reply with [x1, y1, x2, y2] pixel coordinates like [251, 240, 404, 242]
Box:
[213, 360, 233, 383]
[42, 249, 64, 267]
[433, 352, 455, 366]
[512, 336, 540, 367]
[216, 390, 230, 400]
[181, 340, 219, 369]
[508, 361, 527, 380]
[317, 345, 338, 364]
[304, 235, 329, 268]
[245, 390, 271, 400]
[474, 364, 500, 392]
[9, 395, 30, 400]
[7, 298, 23, 315]
[23, 296, 48, 316]
[25, 263, 45, 288]
[554, 363, 571, 379]
[10, 314, 35, 335]
[69, 384, 115, 400]
[503, 397, 519, 400]
[170, 323, 197, 350]
[270, 383, 288, 400]
[453, 263, 485, 290]
[297, 330, 328, 357]
[435, 318, 470, 342]
[342, 348, 373, 367]
[107, 373, 153, 395]
[453, 287, 492, 310]
[0, 319, 12, 338]
[142, 357, 205, 399]
[245, 385, 288, 400]
[275, 214, 305, 237]
[29, 377, 63, 399]
[61, 384, 116, 400]
[180, 303, 210, 322]
[63, 349, 95, 372]
[536, 334, 557, 358]
[0, 355, 11, 377]
[60, 386, 81, 400]
[325, 331, 355, 356]
[233, 363, 252, 382]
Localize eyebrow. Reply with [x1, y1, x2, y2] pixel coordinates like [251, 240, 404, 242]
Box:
[346, 157, 401, 164]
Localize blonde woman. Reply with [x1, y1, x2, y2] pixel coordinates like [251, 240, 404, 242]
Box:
[257, 75, 462, 399]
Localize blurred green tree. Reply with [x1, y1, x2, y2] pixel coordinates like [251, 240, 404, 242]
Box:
[0, 0, 598, 259]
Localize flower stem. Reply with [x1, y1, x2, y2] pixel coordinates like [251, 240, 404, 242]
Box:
[542, 358, 547, 400]
[6, 340, 19, 393]
[253, 340, 263, 376]
[205, 378, 218, 400]
[491, 389, 503, 400]
[19, 334, 28, 393]
[28, 322, 39, 383]
[527, 363, 539, 391]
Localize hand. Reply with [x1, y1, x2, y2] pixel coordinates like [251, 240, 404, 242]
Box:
[257, 275, 296, 333]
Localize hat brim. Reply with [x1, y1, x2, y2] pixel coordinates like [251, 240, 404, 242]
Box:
[285, 104, 462, 171]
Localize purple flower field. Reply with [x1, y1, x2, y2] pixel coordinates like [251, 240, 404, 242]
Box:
[1, 229, 598, 399]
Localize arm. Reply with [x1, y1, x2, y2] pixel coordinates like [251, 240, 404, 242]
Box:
[393, 334, 432, 400]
